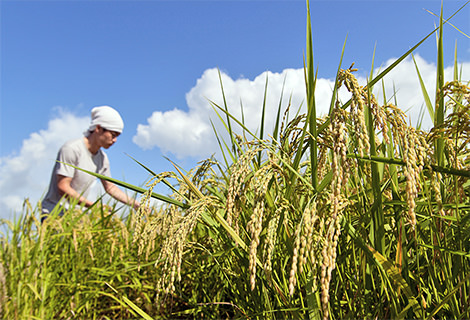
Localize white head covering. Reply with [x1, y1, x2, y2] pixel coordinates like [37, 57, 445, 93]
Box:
[85, 106, 124, 136]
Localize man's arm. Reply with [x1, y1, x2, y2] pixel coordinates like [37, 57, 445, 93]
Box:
[57, 175, 95, 208]
[101, 179, 140, 210]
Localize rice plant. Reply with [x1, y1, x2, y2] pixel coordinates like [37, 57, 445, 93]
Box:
[0, 198, 163, 319]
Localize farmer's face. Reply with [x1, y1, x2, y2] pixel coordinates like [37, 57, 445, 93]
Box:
[98, 126, 120, 149]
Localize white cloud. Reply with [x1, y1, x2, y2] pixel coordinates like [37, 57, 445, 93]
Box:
[133, 108, 213, 158]
[0, 110, 90, 220]
[133, 55, 469, 159]
[372, 55, 470, 129]
[134, 68, 317, 158]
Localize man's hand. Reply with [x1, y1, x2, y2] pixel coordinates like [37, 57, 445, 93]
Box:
[57, 174, 94, 207]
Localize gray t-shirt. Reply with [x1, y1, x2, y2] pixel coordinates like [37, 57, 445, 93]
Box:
[41, 137, 111, 213]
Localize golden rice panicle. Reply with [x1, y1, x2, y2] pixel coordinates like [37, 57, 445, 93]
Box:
[316, 116, 335, 184]
[133, 175, 157, 245]
[317, 100, 350, 318]
[302, 200, 319, 271]
[279, 114, 306, 158]
[156, 198, 208, 299]
[320, 196, 347, 320]
[384, 102, 432, 227]
[109, 237, 116, 263]
[431, 170, 445, 216]
[403, 133, 418, 227]
[248, 163, 274, 291]
[438, 81, 470, 113]
[192, 157, 219, 189]
[369, 94, 390, 146]
[152, 206, 181, 267]
[142, 216, 163, 261]
[431, 82, 470, 165]
[279, 100, 292, 139]
[297, 212, 309, 275]
[402, 126, 429, 228]
[338, 67, 370, 158]
[308, 209, 322, 276]
[427, 82, 470, 206]
[288, 200, 319, 296]
[133, 172, 172, 252]
[297, 202, 316, 276]
[262, 201, 287, 282]
[384, 103, 408, 158]
[147, 206, 185, 261]
[226, 146, 260, 232]
[329, 101, 349, 203]
[288, 220, 302, 296]
[119, 219, 130, 251]
[320, 215, 340, 311]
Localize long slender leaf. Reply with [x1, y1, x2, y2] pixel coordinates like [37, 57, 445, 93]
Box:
[61, 161, 187, 208]
[412, 54, 434, 121]
[348, 154, 470, 178]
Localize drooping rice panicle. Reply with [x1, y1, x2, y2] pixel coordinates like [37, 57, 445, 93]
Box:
[248, 160, 274, 290]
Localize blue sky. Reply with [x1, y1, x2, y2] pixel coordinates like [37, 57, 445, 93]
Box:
[1, 0, 469, 221]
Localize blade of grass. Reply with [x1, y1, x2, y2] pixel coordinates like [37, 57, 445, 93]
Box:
[412, 54, 434, 121]
[105, 283, 153, 320]
[217, 68, 237, 154]
[328, 35, 348, 120]
[258, 73, 269, 165]
[273, 75, 287, 140]
[426, 272, 470, 320]
[366, 47, 385, 254]
[210, 118, 232, 169]
[306, 0, 318, 191]
[347, 154, 470, 178]
[366, 245, 423, 318]
[425, 2, 470, 39]
[435, 3, 445, 168]
[61, 161, 187, 208]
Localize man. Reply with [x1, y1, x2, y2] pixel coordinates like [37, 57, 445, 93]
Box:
[41, 105, 140, 221]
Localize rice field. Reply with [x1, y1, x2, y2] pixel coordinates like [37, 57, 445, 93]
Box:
[1, 2, 470, 319]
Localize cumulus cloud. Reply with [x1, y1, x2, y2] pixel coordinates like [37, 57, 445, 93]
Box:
[0, 110, 90, 220]
[134, 55, 469, 159]
[133, 107, 213, 158]
[134, 68, 319, 158]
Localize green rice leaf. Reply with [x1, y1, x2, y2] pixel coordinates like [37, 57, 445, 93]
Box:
[412, 54, 434, 121]
[366, 245, 423, 318]
[61, 161, 187, 208]
[427, 272, 470, 320]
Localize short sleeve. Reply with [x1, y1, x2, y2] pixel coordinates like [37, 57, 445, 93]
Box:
[55, 144, 78, 178]
[99, 152, 111, 177]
